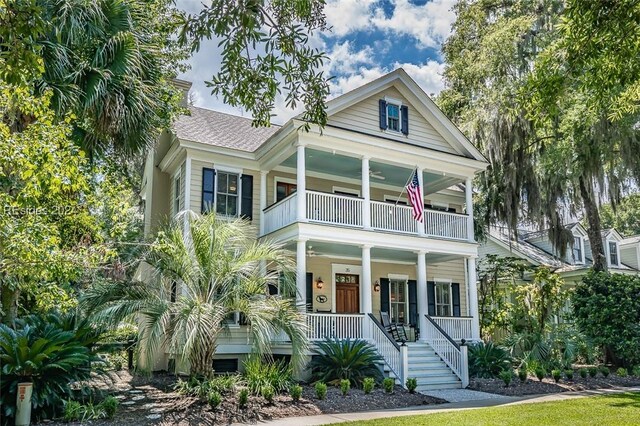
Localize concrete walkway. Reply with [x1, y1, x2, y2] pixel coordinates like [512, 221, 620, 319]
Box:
[247, 386, 640, 426]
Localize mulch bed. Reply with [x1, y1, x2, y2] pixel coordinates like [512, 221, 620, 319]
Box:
[469, 374, 640, 397]
[39, 371, 444, 426]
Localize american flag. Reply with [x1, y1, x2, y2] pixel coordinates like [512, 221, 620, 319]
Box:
[406, 169, 424, 222]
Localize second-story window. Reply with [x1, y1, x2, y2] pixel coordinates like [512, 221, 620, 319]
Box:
[609, 241, 619, 266]
[173, 175, 181, 215]
[572, 236, 583, 263]
[276, 181, 297, 202]
[387, 103, 400, 131]
[216, 172, 239, 216]
[202, 168, 215, 213]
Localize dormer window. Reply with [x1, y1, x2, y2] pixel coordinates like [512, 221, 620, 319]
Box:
[378, 98, 409, 135]
[609, 241, 619, 266]
[572, 236, 584, 264]
[387, 103, 400, 131]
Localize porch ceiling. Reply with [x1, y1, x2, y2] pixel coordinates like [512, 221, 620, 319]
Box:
[285, 240, 464, 264]
[281, 148, 461, 194]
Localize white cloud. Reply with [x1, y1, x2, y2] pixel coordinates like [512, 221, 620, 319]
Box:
[324, 0, 377, 36]
[372, 0, 456, 48]
[326, 41, 374, 74]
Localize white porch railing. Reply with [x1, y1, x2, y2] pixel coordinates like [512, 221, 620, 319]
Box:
[370, 201, 418, 234]
[431, 316, 473, 342]
[263, 192, 297, 234]
[424, 315, 469, 388]
[424, 210, 468, 240]
[306, 191, 363, 227]
[306, 313, 364, 341]
[365, 314, 406, 384]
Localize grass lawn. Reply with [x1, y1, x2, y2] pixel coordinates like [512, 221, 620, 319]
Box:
[342, 392, 640, 426]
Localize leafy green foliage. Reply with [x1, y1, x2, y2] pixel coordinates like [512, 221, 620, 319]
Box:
[382, 378, 394, 394]
[314, 382, 327, 400]
[518, 369, 528, 382]
[238, 388, 249, 407]
[632, 366, 640, 377]
[363, 377, 375, 394]
[573, 272, 640, 367]
[244, 356, 293, 396]
[63, 396, 119, 422]
[579, 368, 588, 379]
[565, 370, 574, 380]
[600, 367, 610, 378]
[535, 367, 546, 382]
[309, 339, 384, 386]
[0, 312, 103, 422]
[588, 367, 598, 378]
[207, 391, 222, 409]
[499, 370, 513, 387]
[617, 368, 628, 378]
[181, 0, 329, 129]
[599, 194, 640, 237]
[174, 374, 240, 399]
[290, 384, 302, 402]
[468, 342, 512, 379]
[406, 378, 418, 394]
[340, 379, 350, 396]
[551, 369, 561, 383]
[82, 213, 308, 377]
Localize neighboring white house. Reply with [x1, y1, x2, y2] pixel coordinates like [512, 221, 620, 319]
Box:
[141, 69, 489, 390]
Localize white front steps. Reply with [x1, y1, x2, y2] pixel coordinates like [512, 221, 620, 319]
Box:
[405, 342, 462, 391]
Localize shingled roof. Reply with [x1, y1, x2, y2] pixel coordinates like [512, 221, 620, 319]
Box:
[173, 106, 280, 152]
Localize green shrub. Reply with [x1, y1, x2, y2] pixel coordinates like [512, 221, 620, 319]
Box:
[101, 396, 118, 419]
[340, 379, 350, 396]
[551, 369, 562, 383]
[579, 368, 588, 378]
[535, 367, 546, 382]
[244, 356, 293, 396]
[262, 385, 275, 403]
[617, 367, 628, 377]
[62, 397, 118, 422]
[363, 377, 375, 394]
[208, 391, 222, 409]
[238, 388, 249, 407]
[383, 378, 394, 394]
[588, 367, 598, 378]
[406, 378, 418, 393]
[632, 366, 640, 377]
[499, 370, 513, 387]
[175, 374, 241, 399]
[468, 342, 512, 379]
[314, 382, 327, 400]
[290, 384, 302, 402]
[600, 366, 610, 378]
[309, 338, 384, 386]
[63, 401, 83, 422]
[0, 312, 103, 422]
[518, 369, 527, 382]
[565, 370, 574, 380]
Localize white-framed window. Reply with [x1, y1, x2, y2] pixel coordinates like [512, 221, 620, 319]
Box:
[332, 186, 360, 197]
[435, 281, 452, 317]
[216, 171, 239, 216]
[173, 174, 181, 215]
[572, 236, 584, 264]
[386, 102, 401, 132]
[389, 278, 408, 324]
[609, 241, 619, 266]
[428, 201, 450, 212]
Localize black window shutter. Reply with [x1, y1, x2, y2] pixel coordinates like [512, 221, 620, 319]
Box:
[240, 174, 253, 220]
[380, 278, 390, 314]
[427, 281, 436, 316]
[451, 283, 461, 317]
[408, 280, 417, 327]
[401, 105, 409, 135]
[202, 168, 216, 213]
[378, 99, 387, 130]
[306, 272, 313, 312]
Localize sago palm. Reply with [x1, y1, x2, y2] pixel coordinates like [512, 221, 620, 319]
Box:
[82, 211, 308, 377]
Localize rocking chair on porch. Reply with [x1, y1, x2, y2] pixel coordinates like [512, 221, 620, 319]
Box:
[380, 311, 409, 343]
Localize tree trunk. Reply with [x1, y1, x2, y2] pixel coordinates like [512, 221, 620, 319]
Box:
[189, 342, 215, 379]
[579, 175, 607, 272]
[1, 284, 19, 325]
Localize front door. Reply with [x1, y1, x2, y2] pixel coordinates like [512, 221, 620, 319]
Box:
[335, 273, 360, 313]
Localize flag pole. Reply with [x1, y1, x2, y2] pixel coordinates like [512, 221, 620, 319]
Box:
[395, 168, 416, 206]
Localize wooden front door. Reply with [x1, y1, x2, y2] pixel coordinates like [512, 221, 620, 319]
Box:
[335, 273, 360, 313]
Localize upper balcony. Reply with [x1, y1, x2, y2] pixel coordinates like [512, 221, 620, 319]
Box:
[263, 190, 470, 241]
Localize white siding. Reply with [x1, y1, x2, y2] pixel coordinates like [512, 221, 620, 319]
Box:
[328, 87, 460, 155]
[620, 244, 640, 269]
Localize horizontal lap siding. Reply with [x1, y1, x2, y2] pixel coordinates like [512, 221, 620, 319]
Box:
[427, 259, 469, 316]
[328, 87, 459, 155]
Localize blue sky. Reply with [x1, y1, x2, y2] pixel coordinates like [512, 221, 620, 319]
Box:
[177, 0, 456, 124]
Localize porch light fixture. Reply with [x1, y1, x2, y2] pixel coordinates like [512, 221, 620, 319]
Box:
[374, 281, 380, 292]
[316, 277, 324, 289]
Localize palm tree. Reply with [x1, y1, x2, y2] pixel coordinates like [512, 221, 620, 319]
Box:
[82, 211, 308, 378]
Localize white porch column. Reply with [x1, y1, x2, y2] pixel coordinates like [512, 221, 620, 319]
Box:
[417, 167, 426, 236]
[362, 156, 371, 229]
[361, 245, 373, 314]
[296, 144, 306, 222]
[259, 171, 268, 235]
[465, 177, 475, 242]
[296, 239, 308, 312]
[417, 250, 428, 341]
[467, 256, 480, 341]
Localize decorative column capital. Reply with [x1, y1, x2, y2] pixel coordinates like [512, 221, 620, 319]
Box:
[361, 244, 373, 250]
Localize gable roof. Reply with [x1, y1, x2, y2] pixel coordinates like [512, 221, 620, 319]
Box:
[173, 106, 280, 152]
[621, 235, 640, 246]
[324, 68, 487, 162]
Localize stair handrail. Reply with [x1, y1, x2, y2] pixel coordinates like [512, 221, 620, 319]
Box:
[366, 313, 406, 384]
[424, 314, 469, 387]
